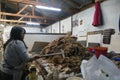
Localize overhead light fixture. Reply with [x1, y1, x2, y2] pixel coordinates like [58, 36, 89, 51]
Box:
[26, 22, 40, 25]
[35, 5, 61, 11]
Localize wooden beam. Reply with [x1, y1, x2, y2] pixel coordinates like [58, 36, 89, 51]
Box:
[18, 13, 29, 21]
[0, 1, 1, 19]
[8, 0, 45, 6]
[8, 0, 59, 8]
[8, 0, 68, 16]
[32, 5, 35, 16]
[17, 5, 29, 14]
[0, 19, 49, 25]
[0, 12, 58, 20]
[7, 2, 32, 15]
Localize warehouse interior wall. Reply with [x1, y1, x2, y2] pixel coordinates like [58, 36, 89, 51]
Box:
[24, 33, 65, 51]
[60, 17, 72, 33]
[72, 0, 120, 53]
[0, 25, 65, 61]
[24, 27, 45, 33]
[46, 25, 52, 33]
[73, 0, 120, 33]
[51, 22, 60, 33]
[3, 26, 43, 42]
[46, 17, 72, 33]
[2, 26, 47, 52]
[46, 0, 120, 53]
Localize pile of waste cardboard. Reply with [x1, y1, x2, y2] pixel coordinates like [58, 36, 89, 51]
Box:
[36, 33, 92, 78]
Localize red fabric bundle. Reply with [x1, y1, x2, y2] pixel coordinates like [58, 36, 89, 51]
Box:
[92, 1, 103, 26]
[89, 47, 108, 58]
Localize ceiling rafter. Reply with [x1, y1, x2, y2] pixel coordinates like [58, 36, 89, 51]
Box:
[17, 4, 32, 22]
[0, 11, 57, 25]
[18, 12, 29, 21]
[1, 0, 61, 26]
[3, 0, 95, 27]
[8, 0, 46, 6]
[0, 19, 49, 25]
[2, 1, 34, 16]
[0, 11, 58, 20]
[17, 5, 29, 14]
[8, 0, 81, 15]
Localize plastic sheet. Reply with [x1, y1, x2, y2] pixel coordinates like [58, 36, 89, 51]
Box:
[81, 55, 120, 80]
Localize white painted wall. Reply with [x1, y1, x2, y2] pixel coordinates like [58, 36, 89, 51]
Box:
[24, 34, 65, 51]
[46, 25, 52, 33]
[0, 24, 4, 31]
[51, 22, 60, 33]
[3, 26, 42, 43]
[72, 0, 120, 52]
[60, 17, 72, 33]
[101, 0, 120, 33]
[108, 35, 120, 53]
[73, 0, 120, 33]
[24, 27, 42, 33]
[3, 26, 13, 43]
[3, 25, 65, 52]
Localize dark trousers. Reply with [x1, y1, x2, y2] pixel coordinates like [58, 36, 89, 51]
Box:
[0, 70, 13, 80]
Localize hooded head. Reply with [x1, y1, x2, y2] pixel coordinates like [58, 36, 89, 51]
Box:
[10, 26, 26, 40]
[4, 26, 27, 50]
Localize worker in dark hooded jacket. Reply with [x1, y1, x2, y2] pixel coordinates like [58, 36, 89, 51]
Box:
[0, 26, 40, 80]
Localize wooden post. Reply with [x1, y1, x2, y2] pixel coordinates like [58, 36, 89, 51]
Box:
[32, 5, 35, 16]
[0, 0, 1, 19]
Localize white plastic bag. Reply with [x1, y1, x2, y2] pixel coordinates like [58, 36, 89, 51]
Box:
[80, 55, 120, 80]
[80, 60, 88, 79]
[97, 55, 120, 80]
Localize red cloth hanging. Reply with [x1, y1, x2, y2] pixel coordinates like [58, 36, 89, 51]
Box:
[92, 1, 103, 26]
